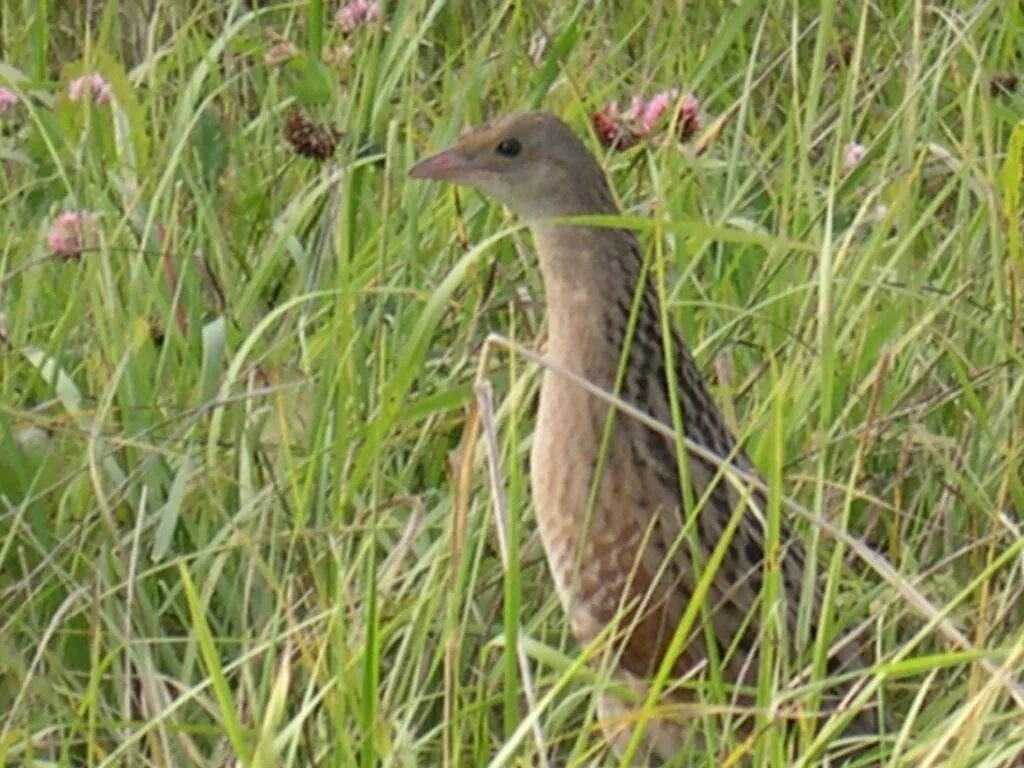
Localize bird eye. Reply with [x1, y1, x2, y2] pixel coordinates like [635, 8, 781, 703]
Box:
[495, 138, 522, 157]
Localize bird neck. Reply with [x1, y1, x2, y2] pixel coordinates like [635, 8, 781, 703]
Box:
[531, 222, 650, 377]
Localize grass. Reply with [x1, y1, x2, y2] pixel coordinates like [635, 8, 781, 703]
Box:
[1, 0, 1023, 765]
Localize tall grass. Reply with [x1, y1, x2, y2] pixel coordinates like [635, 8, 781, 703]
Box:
[1, 1, 1022, 766]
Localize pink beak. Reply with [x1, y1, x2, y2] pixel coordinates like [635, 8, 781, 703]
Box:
[408, 146, 475, 181]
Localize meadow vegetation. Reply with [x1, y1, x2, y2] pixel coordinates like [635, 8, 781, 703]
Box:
[1, 1, 1023, 765]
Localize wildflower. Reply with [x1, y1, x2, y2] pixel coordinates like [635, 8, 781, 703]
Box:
[676, 93, 701, 142]
[68, 73, 112, 105]
[336, 0, 381, 33]
[639, 90, 675, 135]
[593, 89, 702, 149]
[46, 211, 99, 259]
[0, 88, 18, 115]
[842, 141, 867, 173]
[590, 101, 638, 151]
[265, 40, 299, 66]
[625, 90, 699, 139]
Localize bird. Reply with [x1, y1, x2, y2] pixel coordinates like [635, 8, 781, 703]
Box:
[409, 111, 875, 765]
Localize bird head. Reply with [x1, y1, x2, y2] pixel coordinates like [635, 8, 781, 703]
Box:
[408, 111, 615, 222]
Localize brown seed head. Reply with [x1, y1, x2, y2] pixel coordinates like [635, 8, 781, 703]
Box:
[284, 109, 341, 160]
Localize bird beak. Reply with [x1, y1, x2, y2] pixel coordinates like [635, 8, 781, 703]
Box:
[408, 146, 475, 181]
